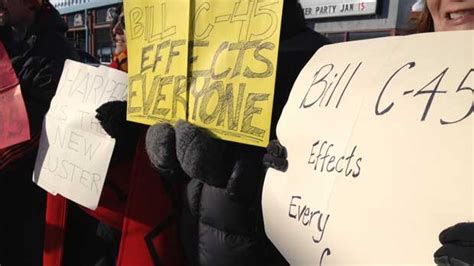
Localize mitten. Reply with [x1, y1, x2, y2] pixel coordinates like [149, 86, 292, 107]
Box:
[145, 122, 184, 183]
[175, 120, 233, 188]
[263, 139, 288, 172]
[435, 222, 474, 266]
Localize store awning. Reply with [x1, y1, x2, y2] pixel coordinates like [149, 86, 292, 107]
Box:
[49, 0, 122, 14]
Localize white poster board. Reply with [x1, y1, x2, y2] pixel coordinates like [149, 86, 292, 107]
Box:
[263, 31, 473, 265]
[33, 60, 128, 210]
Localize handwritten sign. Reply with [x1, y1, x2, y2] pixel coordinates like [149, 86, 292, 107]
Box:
[125, 0, 190, 125]
[188, 0, 284, 147]
[0, 42, 30, 149]
[263, 31, 473, 264]
[33, 60, 128, 210]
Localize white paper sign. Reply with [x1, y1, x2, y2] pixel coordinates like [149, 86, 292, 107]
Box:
[33, 60, 128, 210]
[263, 31, 473, 265]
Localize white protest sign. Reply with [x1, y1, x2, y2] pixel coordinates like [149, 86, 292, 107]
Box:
[34, 60, 128, 210]
[263, 30, 473, 265]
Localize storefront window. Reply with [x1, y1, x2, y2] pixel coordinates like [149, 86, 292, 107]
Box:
[96, 6, 117, 25]
[95, 28, 113, 64]
[66, 31, 86, 51]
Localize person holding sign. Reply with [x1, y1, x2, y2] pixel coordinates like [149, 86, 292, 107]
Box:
[145, 1, 329, 265]
[265, 0, 473, 265]
[40, 6, 186, 266]
[0, 0, 78, 264]
[40, 9, 140, 265]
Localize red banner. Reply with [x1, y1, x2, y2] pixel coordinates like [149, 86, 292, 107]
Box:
[0, 42, 30, 149]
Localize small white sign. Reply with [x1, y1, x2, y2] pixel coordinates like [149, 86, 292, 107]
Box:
[33, 60, 128, 210]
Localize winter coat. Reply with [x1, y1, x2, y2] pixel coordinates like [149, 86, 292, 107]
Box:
[0, 3, 78, 170]
[0, 3, 78, 265]
[145, 2, 330, 266]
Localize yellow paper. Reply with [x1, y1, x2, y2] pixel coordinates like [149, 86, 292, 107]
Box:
[188, 0, 284, 147]
[124, 0, 190, 125]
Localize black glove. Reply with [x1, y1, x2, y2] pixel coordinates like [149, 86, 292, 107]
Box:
[96, 101, 141, 162]
[434, 222, 474, 266]
[96, 101, 139, 139]
[175, 120, 233, 188]
[145, 122, 184, 183]
[263, 139, 288, 172]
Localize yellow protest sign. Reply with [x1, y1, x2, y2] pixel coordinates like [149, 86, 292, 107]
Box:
[188, 0, 284, 147]
[124, 0, 190, 125]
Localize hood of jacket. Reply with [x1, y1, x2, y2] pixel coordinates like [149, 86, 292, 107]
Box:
[280, 1, 308, 41]
[31, 2, 68, 37]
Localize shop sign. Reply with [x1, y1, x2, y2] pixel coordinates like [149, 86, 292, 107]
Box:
[300, 0, 377, 19]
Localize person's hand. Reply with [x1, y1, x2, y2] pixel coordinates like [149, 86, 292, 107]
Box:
[263, 139, 288, 172]
[96, 101, 141, 162]
[434, 222, 474, 266]
[96, 101, 131, 139]
[175, 120, 232, 188]
[145, 122, 184, 183]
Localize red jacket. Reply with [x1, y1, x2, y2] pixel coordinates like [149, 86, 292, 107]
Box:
[43, 53, 185, 266]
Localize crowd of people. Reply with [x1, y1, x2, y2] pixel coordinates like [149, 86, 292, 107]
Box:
[0, 0, 472, 265]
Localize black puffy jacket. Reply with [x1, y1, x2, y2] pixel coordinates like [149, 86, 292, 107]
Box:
[171, 120, 265, 266]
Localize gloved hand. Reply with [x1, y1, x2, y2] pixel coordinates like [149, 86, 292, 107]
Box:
[434, 222, 474, 266]
[145, 122, 184, 183]
[96, 101, 138, 139]
[263, 139, 288, 172]
[96, 101, 141, 162]
[175, 120, 233, 188]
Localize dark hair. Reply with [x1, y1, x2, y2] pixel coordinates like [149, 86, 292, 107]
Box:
[110, 6, 123, 38]
[417, 4, 434, 33]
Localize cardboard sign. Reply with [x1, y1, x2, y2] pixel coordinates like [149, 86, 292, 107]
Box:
[33, 60, 128, 210]
[262, 31, 473, 265]
[188, 0, 284, 147]
[125, 0, 190, 125]
[0, 42, 30, 149]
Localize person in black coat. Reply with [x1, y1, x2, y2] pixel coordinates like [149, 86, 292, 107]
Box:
[0, 1, 78, 264]
[145, 1, 330, 265]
